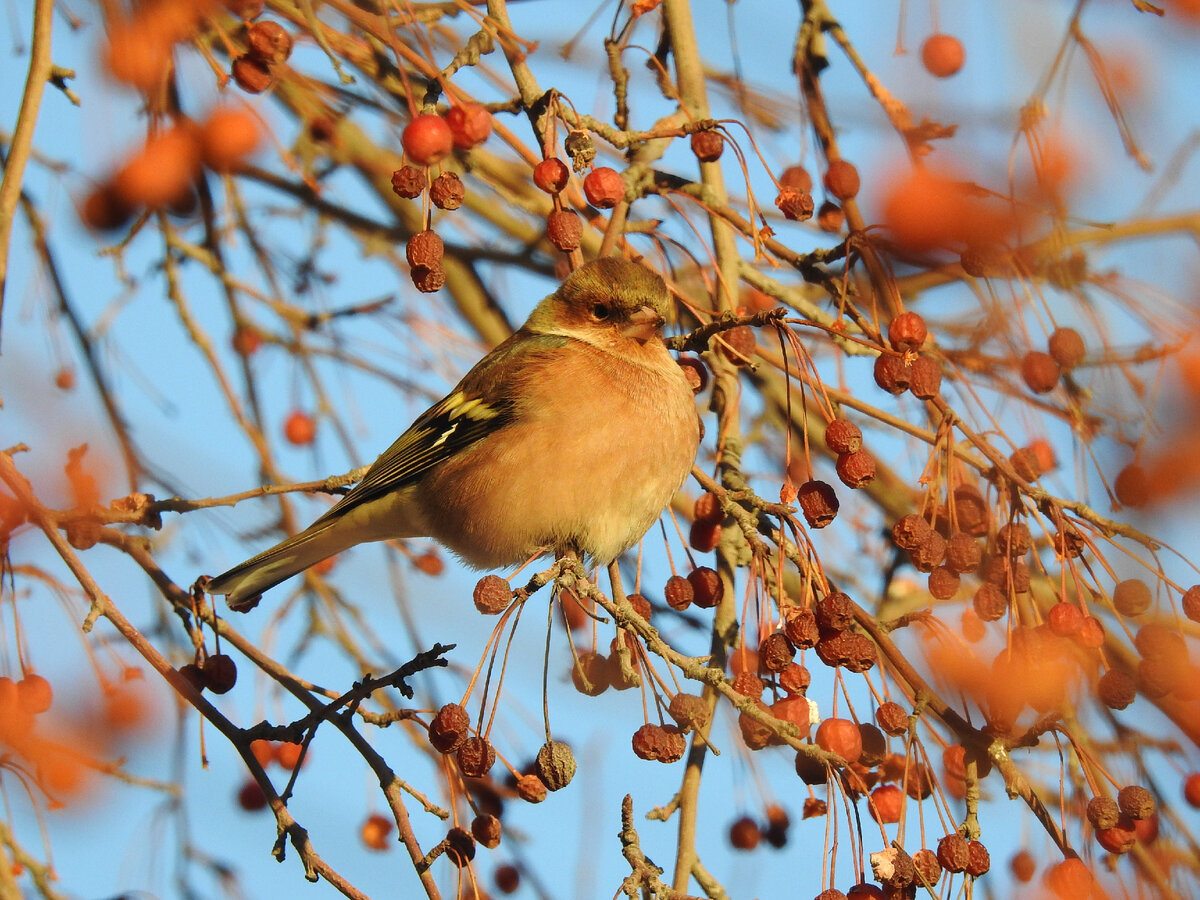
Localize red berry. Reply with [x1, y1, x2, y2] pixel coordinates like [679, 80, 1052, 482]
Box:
[16, 675, 52, 714]
[814, 717, 862, 763]
[1183, 772, 1200, 808]
[237, 778, 268, 810]
[402, 114, 453, 166]
[921, 34, 965, 78]
[869, 783, 903, 823]
[283, 410, 316, 445]
[445, 103, 492, 149]
[533, 158, 570, 194]
[887, 311, 927, 350]
[583, 167, 624, 209]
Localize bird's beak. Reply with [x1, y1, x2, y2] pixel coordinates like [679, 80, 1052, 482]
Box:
[623, 305, 665, 343]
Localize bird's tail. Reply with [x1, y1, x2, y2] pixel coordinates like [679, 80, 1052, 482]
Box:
[203, 520, 348, 612]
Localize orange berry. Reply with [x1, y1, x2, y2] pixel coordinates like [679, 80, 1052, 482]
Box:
[246, 21, 292, 65]
[815, 716, 862, 763]
[112, 125, 202, 210]
[250, 739, 275, 766]
[445, 103, 492, 149]
[276, 741, 304, 769]
[200, 106, 260, 172]
[360, 812, 393, 850]
[533, 158, 570, 194]
[283, 410, 316, 445]
[402, 114, 453, 166]
[16, 675, 52, 714]
[921, 34, 965, 77]
[583, 167, 624, 209]
[230, 55, 273, 93]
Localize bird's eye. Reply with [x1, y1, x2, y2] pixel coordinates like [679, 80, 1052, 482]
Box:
[590, 302, 611, 321]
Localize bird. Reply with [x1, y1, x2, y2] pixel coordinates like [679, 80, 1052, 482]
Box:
[204, 256, 701, 611]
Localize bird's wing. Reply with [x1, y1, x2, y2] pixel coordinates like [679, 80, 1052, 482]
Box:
[312, 388, 518, 526]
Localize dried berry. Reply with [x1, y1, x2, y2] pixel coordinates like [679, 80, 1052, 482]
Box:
[533, 157, 570, 194]
[824, 160, 861, 200]
[944, 533, 981, 574]
[631, 722, 687, 762]
[798, 479, 839, 528]
[908, 356, 942, 399]
[1182, 585, 1200, 622]
[1048, 327, 1086, 370]
[405, 229, 444, 268]
[1097, 667, 1136, 709]
[875, 702, 907, 736]
[873, 353, 910, 394]
[690, 130, 725, 162]
[678, 356, 709, 394]
[515, 773, 546, 803]
[776, 189, 814, 221]
[759, 632, 795, 672]
[410, 262, 446, 293]
[836, 450, 876, 488]
[457, 736, 496, 777]
[693, 492, 722, 525]
[247, 20, 292, 64]
[583, 167, 624, 208]
[825, 418, 862, 454]
[1117, 784, 1154, 819]
[996, 521, 1032, 556]
[817, 200, 845, 233]
[687, 566, 724, 608]
[815, 592, 855, 630]
[689, 520, 720, 552]
[231, 55, 272, 93]
[784, 608, 819, 649]
[1020, 351, 1060, 394]
[546, 209, 582, 251]
[1048, 602, 1084, 637]
[858, 722, 886, 767]
[912, 849, 942, 886]
[430, 172, 465, 210]
[731, 671, 765, 699]
[1096, 816, 1137, 854]
[909, 531, 946, 573]
[936, 834, 969, 873]
[779, 165, 813, 192]
[429, 703, 471, 754]
[664, 574, 694, 611]
[445, 102, 492, 149]
[719, 325, 756, 365]
[473, 574, 510, 614]
[402, 114, 453, 166]
[888, 311, 927, 351]
[360, 812, 393, 850]
[965, 841, 990, 877]
[445, 826, 475, 866]
[668, 692, 710, 731]
[728, 815, 760, 850]
[570, 651, 610, 696]
[471, 813, 502, 849]
[390, 165, 426, 199]
[1086, 795, 1120, 830]
[1112, 578, 1152, 617]
[892, 514, 933, 551]
[737, 698, 774, 750]
[779, 663, 811, 696]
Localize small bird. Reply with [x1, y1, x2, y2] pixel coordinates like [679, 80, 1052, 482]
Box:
[204, 256, 701, 611]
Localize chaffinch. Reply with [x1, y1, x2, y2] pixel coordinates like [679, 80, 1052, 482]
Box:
[205, 256, 701, 611]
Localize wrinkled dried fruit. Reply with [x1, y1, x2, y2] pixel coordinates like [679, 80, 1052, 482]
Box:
[473, 574, 510, 614]
[888, 311, 927, 351]
[825, 418, 862, 454]
[429, 703, 471, 754]
[798, 479, 839, 528]
[430, 172, 465, 210]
